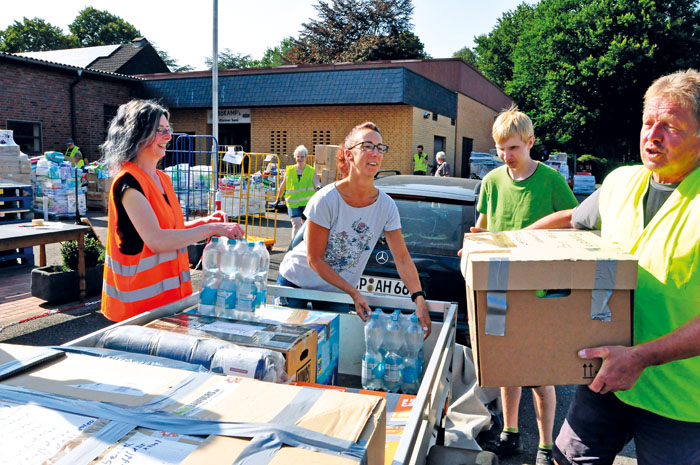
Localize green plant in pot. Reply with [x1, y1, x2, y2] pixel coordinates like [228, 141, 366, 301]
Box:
[60, 236, 105, 271]
[31, 236, 106, 303]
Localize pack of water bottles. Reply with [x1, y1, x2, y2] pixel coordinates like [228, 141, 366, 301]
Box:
[198, 236, 270, 318]
[362, 308, 425, 394]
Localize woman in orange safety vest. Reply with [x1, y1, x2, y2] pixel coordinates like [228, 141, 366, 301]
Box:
[99, 99, 244, 322]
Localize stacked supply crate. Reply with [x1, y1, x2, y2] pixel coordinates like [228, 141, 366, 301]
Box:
[33, 152, 86, 219]
[313, 145, 340, 186]
[85, 168, 112, 211]
[0, 181, 35, 267]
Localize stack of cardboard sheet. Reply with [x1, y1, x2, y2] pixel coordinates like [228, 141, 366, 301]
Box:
[0, 343, 386, 465]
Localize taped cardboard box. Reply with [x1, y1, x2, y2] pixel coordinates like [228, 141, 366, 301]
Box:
[146, 313, 318, 383]
[313, 144, 339, 169]
[0, 344, 385, 465]
[460, 230, 637, 387]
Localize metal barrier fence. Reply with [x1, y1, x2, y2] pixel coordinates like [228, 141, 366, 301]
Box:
[217, 147, 280, 250]
[162, 134, 218, 222]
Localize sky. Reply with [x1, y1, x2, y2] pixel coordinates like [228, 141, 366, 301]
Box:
[1, 0, 526, 70]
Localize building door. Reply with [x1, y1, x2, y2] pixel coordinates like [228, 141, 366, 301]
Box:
[461, 137, 473, 178]
[433, 135, 446, 174]
[218, 124, 251, 152]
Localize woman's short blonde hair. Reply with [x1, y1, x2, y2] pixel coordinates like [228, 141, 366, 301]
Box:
[293, 145, 308, 157]
[492, 104, 534, 145]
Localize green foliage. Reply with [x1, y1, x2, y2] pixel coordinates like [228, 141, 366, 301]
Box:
[206, 49, 260, 70]
[259, 38, 294, 67]
[154, 46, 193, 72]
[0, 17, 77, 52]
[453, 46, 478, 66]
[468, 0, 700, 164]
[60, 236, 105, 272]
[286, 0, 427, 64]
[69, 7, 141, 47]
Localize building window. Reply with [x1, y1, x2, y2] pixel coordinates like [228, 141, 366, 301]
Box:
[104, 105, 119, 130]
[270, 130, 288, 157]
[6, 120, 42, 154]
[432, 113, 439, 121]
[312, 130, 332, 148]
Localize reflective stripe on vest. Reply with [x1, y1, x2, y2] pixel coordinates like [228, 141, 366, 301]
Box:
[101, 162, 193, 322]
[599, 165, 700, 422]
[285, 164, 316, 207]
[413, 153, 428, 172]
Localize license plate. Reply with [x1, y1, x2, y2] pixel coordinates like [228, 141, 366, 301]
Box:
[357, 276, 410, 297]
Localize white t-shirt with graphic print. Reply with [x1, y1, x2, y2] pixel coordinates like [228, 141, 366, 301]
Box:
[279, 182, 401, 292]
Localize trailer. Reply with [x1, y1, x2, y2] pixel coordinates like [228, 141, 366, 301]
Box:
[0, 286, 495, 464]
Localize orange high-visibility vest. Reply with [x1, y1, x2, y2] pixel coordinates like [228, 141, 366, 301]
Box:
[101, 161, 192, 322]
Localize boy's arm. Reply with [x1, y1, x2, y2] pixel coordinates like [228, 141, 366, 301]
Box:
[470, 213, 488, 233]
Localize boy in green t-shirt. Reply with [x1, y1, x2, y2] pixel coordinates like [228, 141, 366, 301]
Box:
[473, 106, 578, 465]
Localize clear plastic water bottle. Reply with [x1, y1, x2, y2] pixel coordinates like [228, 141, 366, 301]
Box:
[383, 310, 404, 393]
[253, 241, 270, 309]
[199, 237, 221, 316]
[216, 240, 238, 318]
[362, 310, 385, 390]
[401, 313, 425, 394]
[236, 241, 258, 311]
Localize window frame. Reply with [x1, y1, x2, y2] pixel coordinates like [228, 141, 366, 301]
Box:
[6, 119, 43, 155]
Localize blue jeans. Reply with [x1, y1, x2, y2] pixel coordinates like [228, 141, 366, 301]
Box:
[275, 274, 349, 313]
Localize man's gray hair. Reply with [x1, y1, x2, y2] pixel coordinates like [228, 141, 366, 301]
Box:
[645, 69, 700, 130]
[436, 151, 446, 161]
[100, 99, 169, 175]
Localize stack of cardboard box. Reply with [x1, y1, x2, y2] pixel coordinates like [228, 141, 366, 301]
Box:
[313, 145, 340, 186]
[86, 173, 112, 210]
[0, 131, 31, 185]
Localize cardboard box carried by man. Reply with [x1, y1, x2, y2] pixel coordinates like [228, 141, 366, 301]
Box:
[460, 229, 637, 387]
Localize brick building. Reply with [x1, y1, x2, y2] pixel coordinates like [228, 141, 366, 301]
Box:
[1, 53, 511, 176]
[143, 59, 513, 176]
[0, 52, 141, 162]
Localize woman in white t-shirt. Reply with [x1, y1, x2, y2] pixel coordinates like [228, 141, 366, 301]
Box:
[278, 122, 431, 335]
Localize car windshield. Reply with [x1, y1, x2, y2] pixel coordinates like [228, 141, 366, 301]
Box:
[388, 197, 474, 256]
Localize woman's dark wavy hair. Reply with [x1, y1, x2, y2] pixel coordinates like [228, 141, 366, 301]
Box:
[335, 122, 381, 178]
[100, 99, 169, 175]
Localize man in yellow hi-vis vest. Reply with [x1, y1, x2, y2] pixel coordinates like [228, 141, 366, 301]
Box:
[273, 145, 321, 240]
[65, 138, 84, 169]
[412, 145, 428, 175]
[528, 69, 700, 465]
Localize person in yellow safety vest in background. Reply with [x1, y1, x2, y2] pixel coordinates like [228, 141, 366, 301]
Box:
[272, 145, 321, 241]
[65, 138, 84, 169]
[412, 144, 428, 175]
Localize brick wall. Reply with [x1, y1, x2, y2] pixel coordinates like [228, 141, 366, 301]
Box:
[411, 107, 456, 171]
[0, 60, 135, 162]
[170, 104, 416, 174]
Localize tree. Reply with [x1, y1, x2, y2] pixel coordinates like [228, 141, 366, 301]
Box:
[453, 46, 478, 66]
[205, 49, 260, 70]
[258, 38, 294, 67]
[0, 17, 77, 53]
[469, 0, 700, 162]
[472, 3, 535, 88]
[286, 0, 427, 64]
[153, 44, 193, 72]
[69, 7, 141, 47]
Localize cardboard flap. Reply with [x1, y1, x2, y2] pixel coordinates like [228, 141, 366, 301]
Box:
[461, 230, 638, 290]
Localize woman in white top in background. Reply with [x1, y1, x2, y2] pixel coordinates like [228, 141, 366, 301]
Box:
[277, 122, 431, 335]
